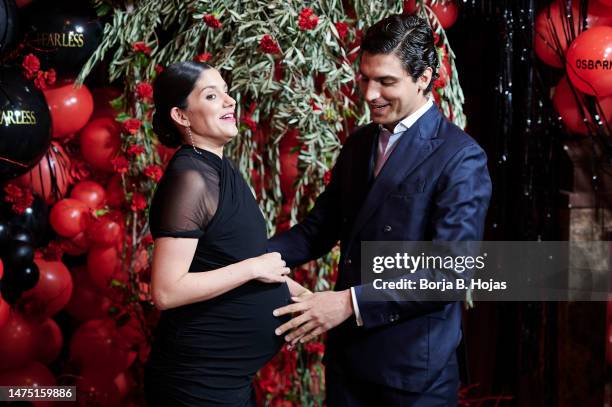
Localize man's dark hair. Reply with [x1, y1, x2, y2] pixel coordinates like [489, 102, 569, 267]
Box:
[361, 14, 439, 94]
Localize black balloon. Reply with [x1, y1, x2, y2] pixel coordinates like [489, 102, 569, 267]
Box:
[1, 194, 49, 246]
[2, 263, 40, 301]
[8, 225, 33, 246]
[22, 0, 102, 78]
[4, 240, 33, 268]
[0, 0, 18, 54]
[0, 66, 52, 180]
[0, 220, 9, 249]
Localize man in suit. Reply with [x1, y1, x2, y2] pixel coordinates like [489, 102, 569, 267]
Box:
[270, 14, 492, 406]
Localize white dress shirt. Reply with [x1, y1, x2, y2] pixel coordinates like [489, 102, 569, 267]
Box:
[350, 97, 434, 326]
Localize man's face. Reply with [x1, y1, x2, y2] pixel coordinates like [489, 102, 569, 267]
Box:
[358, 52, 431, 130]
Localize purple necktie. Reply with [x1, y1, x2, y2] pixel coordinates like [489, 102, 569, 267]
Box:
[374, 130, 392, 177]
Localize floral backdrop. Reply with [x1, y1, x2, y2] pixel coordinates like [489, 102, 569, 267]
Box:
[0, 0, 467, 405]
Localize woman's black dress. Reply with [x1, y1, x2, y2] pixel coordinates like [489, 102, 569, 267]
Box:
[144, 145, 291, 406]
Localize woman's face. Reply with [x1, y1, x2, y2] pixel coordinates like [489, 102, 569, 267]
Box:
[182, 69, 237, 144]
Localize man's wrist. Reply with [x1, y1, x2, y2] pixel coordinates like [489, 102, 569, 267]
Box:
[342, 289, 354, 319]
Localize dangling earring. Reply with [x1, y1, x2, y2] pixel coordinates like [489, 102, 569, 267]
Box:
[186, 126, 202, 156]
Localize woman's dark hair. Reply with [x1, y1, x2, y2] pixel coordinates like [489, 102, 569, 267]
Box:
[360, 14, 439, 94]
[152, 61, 212, 148]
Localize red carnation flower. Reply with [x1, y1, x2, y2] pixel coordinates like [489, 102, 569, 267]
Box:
[122, 118, 143, 135]
[259, 34, 281, 55]
[143, 164, 163, 182]
[142, 233, 154, 246]
[203, 14, 222, 29]
[335, 22, 349, 40]
[130, 192, 147, 212]
[298, 8, 319, 31]
[4, 183, 34, 215]
[111, 156, 129, 174]
[45, 69, 57, 86]
[242, 116, 257, 132]
[132, 41, 152, 55]
[155, 64, 164, 74]
[127, 144, 145, 156]
[22, 54, 40, 79]
[194, 52, 212, 63]
[323, 170, 332, 185]
[33, 70, 55, 90]
[309, 98, 321, 111]
[305, 341, 325, 355]
[135, 82, 153, 101]
[41, 241, 65, 261]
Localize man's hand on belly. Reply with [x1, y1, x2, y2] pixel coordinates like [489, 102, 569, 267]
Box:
[272, 290, 354, 346]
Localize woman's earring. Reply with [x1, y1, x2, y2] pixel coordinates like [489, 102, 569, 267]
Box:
[187, 126, 202, 155]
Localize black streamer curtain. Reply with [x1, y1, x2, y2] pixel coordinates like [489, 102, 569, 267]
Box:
[452, 1, 608, 405]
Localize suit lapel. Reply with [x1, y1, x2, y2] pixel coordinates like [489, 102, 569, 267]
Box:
[349, 105, 445, 240]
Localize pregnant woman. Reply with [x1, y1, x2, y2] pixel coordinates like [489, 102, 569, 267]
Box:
[144, 61, 309, 406]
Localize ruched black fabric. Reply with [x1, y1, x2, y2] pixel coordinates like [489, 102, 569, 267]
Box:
[144, 145, 291, 407]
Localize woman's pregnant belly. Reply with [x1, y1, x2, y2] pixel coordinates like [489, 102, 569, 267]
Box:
[150, 281, 291, 380]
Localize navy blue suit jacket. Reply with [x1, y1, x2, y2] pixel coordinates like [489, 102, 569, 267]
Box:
[269, 104, 492, 393]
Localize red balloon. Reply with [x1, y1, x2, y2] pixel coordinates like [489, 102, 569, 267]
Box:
[0, 361, 56, 386]
[74, 369, 121, 407]
[0, 361, 56, 407]
[43, 81, 94, 139]
[597, 0, 612, 7]
[0, 257, 3, 279]
[0, 297, 9, 330]
[70, 180, 106, 209]
[403, 0, 417, 14]
[65, 268, 112, 322]
[87, 212, 123, 246]
[79, 117, 122, 172]
[35, 318, 63, 364]
[61, 231, 93, 256]
[91, 87, 121, 120]
[87, 245, 126, 293]
[553, 77, 612, 135]
[533, 2, 611, 69]
[50, 198, 91, 238]
[105, 175, 125, 208]
[567, 26, 612, 97]
[19, 256, 73, 322]
[535, 3, 579, 68]
[15, 142, 73, 205]
[429, 0, 458, 29]
[589, 1, 612, 27]
[113, 370, 135, 399]
[0, 311, 36, 369]
[70, 319, 135, 377]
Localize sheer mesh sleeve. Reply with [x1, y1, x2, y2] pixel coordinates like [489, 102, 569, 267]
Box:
[149, 154, 220, 239]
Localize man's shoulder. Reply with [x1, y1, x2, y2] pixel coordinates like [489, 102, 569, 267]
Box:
[436, 118, 485, 157]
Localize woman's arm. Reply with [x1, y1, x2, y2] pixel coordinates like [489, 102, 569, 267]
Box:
[151, 237, 289, 310]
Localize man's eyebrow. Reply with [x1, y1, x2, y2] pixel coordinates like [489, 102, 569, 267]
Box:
[358, 73, 399, 81]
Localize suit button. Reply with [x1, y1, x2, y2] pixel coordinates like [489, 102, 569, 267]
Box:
[383, 225, 392, 232]
[389, 314, 398, 322]
[345, 258, 352, 265]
